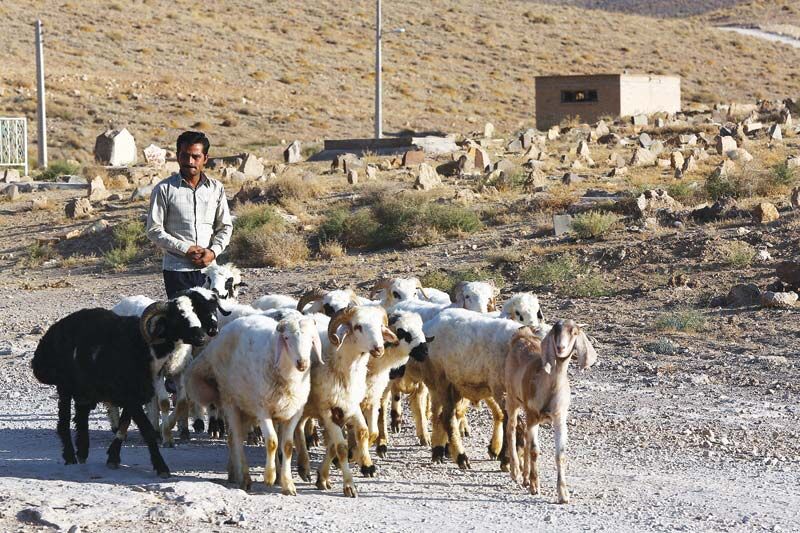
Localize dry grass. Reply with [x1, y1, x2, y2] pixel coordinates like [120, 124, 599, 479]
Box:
[318, 240, 346, 260]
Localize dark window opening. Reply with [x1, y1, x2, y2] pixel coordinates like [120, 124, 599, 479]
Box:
[561, 90, 598, 103]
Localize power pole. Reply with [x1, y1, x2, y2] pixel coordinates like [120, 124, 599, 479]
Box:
[35, 19, 47, 168]
[374, 0, 382, 139]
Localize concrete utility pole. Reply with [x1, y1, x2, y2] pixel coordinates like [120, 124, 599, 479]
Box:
[375, 0, 382, 139]
[374, 1, 404, 140]
[35, 19, 47, 168]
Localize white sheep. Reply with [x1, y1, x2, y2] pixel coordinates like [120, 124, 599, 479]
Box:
[420, 308, 522, 470]
[185, 314, 323, 494]
[359, 311, 430, 458]
[369, 277, 428, 308]
[505, 320, 598, 503]
[252, 293, 299, 311]
[389, 280, 500, 322]
[419, 287, 451, 304]
[294, 288, 364, 316]
[294, 305, 398, 498]
[488, 292, 544, 327]
[204, 262, 246, 300]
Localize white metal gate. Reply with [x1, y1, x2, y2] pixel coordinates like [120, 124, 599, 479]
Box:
[0, 117, 29, 177]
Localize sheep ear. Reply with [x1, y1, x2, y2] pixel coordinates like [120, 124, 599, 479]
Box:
[537, 309, 544, 321]
[487, 298, 497, 312]
[425, 336, 435, 344]
[273, 332, 285, 364]
[381, 325, 399, 345]
[542, 332, 558, 370]
[574, 330, 598, 370]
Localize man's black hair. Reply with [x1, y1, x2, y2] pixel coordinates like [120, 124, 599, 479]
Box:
[176, 130, 210, 155]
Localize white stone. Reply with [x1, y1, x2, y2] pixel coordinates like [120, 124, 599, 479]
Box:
[284, 140, 302, 163]
[94, 128, 137, 166]
[143, 144, 166, 167]
[414, 163, 441, 191]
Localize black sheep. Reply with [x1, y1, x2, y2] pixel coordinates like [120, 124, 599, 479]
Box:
[32, 296, 223, 477]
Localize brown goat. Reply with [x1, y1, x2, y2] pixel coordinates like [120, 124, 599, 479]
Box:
[504, 319, 598, 504]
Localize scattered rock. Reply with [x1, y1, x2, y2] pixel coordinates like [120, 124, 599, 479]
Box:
[752, 202, 779, 224]
[2, 184, 20, 201]
[728, 148, 753, 162]
[632, 114, 648, 126]
[87, 176, 109, 202]
[760, 291, 797, 309]
[638, 132, 653, 148]
[776, 261, 800, 290]
[768, 124, 782, 141]
[483, 122, 494, 139]
[649, 140, 665, 156]
[402, 150, 425, 167]
[553, 214, 573, 236]
[608, 166, 628, 177]
[682, 155, 698, 173]
[630, 147, 656, 167]
[347, 169, 358, 185]
[742, 122, 762, 135]
[473, 147, 491, 172]
[594, 120, 610, 138]
[84, 219, 110, 235]
[130, 184, 155, 201]
[414, 163, 441, 191]
[94, 128, 137, 166]
[65, 197, 93, 219]
[365, 165, 378, 181]
[547, 126, 560, 141]
[756, 249, 771, 262]
[790, 186, 800, 210]
[561, 172, 583, 185]
[670, 151, 684, 170]
[494, 158, 516, 175]
[143, 144, 166, 167]
[454, 188, 476, 205]
[576, 140, 591, 160]
[284, 140, 302, 163]
[716, 135, 737, 155]
[726, 283, 761, 307]
[710, 160, 736, 179]
[1, 168, 21, 183]
[457, 154, 474, 175]
[343, 156, 364, 174]
[691, 197, 739, 223]
[634, 189, 682, 218]
[239, 153, 264, 178]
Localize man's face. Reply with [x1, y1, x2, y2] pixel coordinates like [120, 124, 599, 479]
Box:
[177, 142, 208, 180]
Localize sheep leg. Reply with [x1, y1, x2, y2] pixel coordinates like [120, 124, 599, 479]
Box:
[390, 390, 403, 433]
[106, 403, 121, 434]
[444, 386, 470, 469]
[456, 398, 471, 438]
[429, 388, 448, 464]
[486, 397, 505, 464]
[162, 386, 190, 448]
[318, 413, 356, 497]
[376, 388, 391, 457]
[190, 401, 205, 433]
[293, 417, 312, 482]
[106, 408, 132, 469]
[411, 385, 431, 446]
[130, 405, 170, 478]
[506, 403, 521, 484]
[526, 423, 541, 494]
[278, 412, 301, 496]
[56, 387, 77, 465]
[350, 410, 375, 477]
[305, 418, 319, 448]
[257, 415, 278, 487]
[222, 405, 249, 490]
[73, 401, 92, 464]
[554, 415, 569, 504]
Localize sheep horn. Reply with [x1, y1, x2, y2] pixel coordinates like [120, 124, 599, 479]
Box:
[347, 289, 361, 306]
[327, 306, 358, 347]
[369, 278, 394, 300]
[140, 301, 169, 345]
[297, 288, 327, 312]
[412, 277, 429, 299]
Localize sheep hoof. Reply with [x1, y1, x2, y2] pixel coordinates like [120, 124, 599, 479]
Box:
[419, 435, 431, 447]
[360, 464, 376, 477]
[193, 419, 205, 434]
[315, 472, 330, 491]
[461, 428, 470, 438]
[487, 446, 498, 460]
[499, 457, 510, 473]
[281, 483, 297, 496]
[298, 465, 310, 482]
[376, 444, 388, 458]
[343, 484, 358, 498]
[457, 453, 471, 470]
[444, 444, 451, 458]
[431, 446, 446, 464]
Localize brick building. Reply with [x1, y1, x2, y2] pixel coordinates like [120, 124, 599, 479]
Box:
[534, 74, 681, 129]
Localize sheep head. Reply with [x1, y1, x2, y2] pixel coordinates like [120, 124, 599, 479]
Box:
[544, 319, 598, 371]
[140, 301, 169, 345]
[275, 317, 324, 373]
[452, 281, 500, 313]
[297, 288, 327, 313]
[328, 306, 398, 358]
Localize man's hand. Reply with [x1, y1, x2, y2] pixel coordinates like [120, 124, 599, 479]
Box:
[191, 248, 216, 268]
[186, 245, 204, 260]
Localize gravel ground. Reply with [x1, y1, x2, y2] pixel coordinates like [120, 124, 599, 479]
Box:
[1, 260, 798, 533]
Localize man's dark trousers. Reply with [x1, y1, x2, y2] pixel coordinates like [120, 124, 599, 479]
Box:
[163, 270, 208, 299]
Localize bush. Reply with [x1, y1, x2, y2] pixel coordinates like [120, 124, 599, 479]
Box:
[24, 242, 59, 267]
[521, 254, 610, 298]
[318, 195, 482, 251]
[655, 309, 706, 333]
[419, 266, 503, 294]
[718, 240, 756, 267]
[103, 221, 147, 270]
[571, 211, 618, 240]
[318, 240, 345, 260]
[262, 174, 323, 205]
[36, 160, 81, 182]
[229, 203, 308, 267]
[666, 181, 699, 203]
[769, 162, 796, 188]
[645, 338, 678, 355]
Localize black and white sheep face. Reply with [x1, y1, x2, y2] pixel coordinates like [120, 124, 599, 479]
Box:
[387, 312, 431, 362]
[170, 288, 229, 346]
[503, 293, 543, 327]
[204, 263, 245, 300]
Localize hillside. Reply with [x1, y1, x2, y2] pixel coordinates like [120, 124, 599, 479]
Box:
[532, 0, 748, 18]
[703, 0, 800, 27]
[2, 0, 800, 164]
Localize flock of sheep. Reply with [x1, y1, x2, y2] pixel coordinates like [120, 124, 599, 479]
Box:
[31, 263, 598, 503]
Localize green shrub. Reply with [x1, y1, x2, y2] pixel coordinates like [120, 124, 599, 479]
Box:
[36, 160, 81, 182]
[571, 211, 618, 240]
[24, 242, 59, 267]
[645, 337, 678, 355]
[229, 203, 308, 267]
[103, 221, 147, 270]
[655, 309, 706, 333]
[318, 196, 481, 250]
[666, 181, 699, 203]
[233, 204, 284, 232]
[769, 162, 796, 188]
[521, 254, 611, 298]
[572, 274, 611, 297]
[719, 240, 756, 267]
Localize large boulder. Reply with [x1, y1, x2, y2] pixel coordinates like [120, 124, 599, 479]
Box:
[752, 202, 779, 224]
[239, 153, 264, 178]
[760, 291, 797, 309]
[94, 128, 137, 166]
[715, 135, 737, 155]
[630, 147, 657, 167]
[776, 261, 800, 290]
[87, 176, 110, 202]
[726, 283, 761, 307]
[1, 168, 21, 183]
[143, 144, 166, 167]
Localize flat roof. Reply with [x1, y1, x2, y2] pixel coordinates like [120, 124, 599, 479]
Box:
[535, 73, 680, 81]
